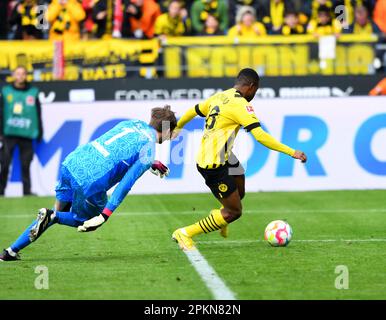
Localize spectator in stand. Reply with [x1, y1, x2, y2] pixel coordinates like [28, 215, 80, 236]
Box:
[293, 2, 309, 26]
[373, 0, 386, 34]
[228, 6, 267, 37]
[199, 13, 224, 35]
[369, 77, 386, 95]
[122, 0, 161, 39]
[159, 0, 193, 13]
[303, 0, 334, 22]
[92, 0, 122, 38]
[6, 1, 17, 38]
[301, 0, 378, 32]
[46, 0, 86, 41]
[9, 0, 44, 39]
[0, 0, 10, 39]
[333, 0, 375, 28]
[274, 9, 305, 34]
[260, 0, 295, 33]
[343, 5, 380, 34]
[121, 0, 141, 38]
[154, 0, 191, 39]
[228, 0, 263, 26]
[291, 0, 306, 12]
[190, 0, 228, 35]
[80, 0, 95, 39]
[307, 5, 342, 37]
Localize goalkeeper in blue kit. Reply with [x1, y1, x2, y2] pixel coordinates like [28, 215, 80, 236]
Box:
[0, 106, 177, 261]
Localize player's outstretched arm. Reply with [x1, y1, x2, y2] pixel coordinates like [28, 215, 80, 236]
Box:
[172, 103, 209, 139]
[77, 213, 109, 232]
[149, 160, 170, 178]
[292, 150, 307, 163]
[171, 106, 197, 139]
[251, 127, 307, 163]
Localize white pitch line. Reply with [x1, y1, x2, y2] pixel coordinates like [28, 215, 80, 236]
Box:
[2, 208, 386, 219]
[198, 238, 386, 245]
[184, 248, 236, 300]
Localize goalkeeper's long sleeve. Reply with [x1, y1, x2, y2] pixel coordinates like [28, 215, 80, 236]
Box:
[105, 158, 152, 213]
[251, 127, 295, 157]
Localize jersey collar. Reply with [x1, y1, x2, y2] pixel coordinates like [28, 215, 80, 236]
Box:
[234, 88, 243, 96]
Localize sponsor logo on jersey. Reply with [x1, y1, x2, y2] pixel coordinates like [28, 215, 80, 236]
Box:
[26, 95, 35, 106]
[218, 183, 228, 192]
[246, 106, 254, 113]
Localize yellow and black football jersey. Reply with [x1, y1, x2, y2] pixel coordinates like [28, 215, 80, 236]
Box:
[176, 87, 295, 169]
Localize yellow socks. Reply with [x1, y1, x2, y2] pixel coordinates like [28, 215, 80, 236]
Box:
[183, 209, 228, 237]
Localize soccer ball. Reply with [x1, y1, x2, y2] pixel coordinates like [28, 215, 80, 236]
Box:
[264, 220, 293, 247]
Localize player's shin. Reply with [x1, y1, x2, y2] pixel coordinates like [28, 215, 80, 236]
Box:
[10, 211, 57, 253]
[218, 206, 228, 238]
[183, 209, 228, 237]
[9, 221, 38, 253]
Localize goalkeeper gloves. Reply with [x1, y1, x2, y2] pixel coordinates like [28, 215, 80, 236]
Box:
[149, 160, 170, 178]
[77, 211, 110, 232]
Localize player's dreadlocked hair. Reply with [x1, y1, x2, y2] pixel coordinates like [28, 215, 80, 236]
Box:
[235, 68, 260, 87]
[150, 105, 177, 133]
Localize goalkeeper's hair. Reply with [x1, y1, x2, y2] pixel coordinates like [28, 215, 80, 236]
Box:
[150, 105, 177, 133]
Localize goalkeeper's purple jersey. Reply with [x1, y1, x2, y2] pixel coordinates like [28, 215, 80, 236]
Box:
[62, 120, 156, 212]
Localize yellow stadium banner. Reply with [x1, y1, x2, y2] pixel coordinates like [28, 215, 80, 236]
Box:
[0, 34, 379, 81]
[161, 35, 379, 78]
[0, 39, 160, 81]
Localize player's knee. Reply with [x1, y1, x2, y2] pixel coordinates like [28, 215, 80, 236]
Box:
[233, 207, 242, 219]
[225, 206, 242, 222]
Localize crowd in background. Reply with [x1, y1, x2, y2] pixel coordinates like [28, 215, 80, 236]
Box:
[0, 0, 385, 41]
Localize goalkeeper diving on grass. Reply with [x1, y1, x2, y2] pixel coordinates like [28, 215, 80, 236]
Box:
[171, 68, 308, 251]
[0, 106, 177, 261]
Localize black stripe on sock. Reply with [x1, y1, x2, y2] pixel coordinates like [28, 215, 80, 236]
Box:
[199, 221, 209, 233]
[204, 218, 216, 231]
[205, 217, 218, 231]
[202, 218, 215, 232]
[209, 214, 221, 229]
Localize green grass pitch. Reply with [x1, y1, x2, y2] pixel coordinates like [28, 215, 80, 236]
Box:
[1, 190, 385, 300]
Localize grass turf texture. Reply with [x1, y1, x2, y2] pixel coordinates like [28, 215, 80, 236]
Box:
[0, 190, 385, 300]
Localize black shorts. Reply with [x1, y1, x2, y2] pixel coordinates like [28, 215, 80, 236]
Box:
[197, 160, 245, 200]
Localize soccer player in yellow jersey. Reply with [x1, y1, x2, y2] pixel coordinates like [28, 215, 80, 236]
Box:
[171, 68, 307, 250]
